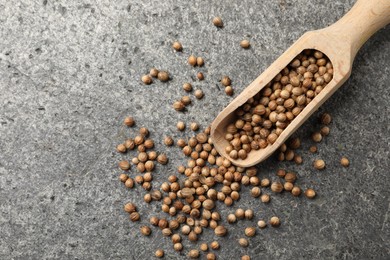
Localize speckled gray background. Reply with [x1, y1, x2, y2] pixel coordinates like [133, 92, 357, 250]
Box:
[0, 0, 389, 259]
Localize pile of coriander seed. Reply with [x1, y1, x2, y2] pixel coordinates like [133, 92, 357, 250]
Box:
[115, 17, 350, 260]
[224, 49, 334, 160]
[116, 114, 344, 259]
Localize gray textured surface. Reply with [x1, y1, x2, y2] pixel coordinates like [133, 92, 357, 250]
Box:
[0, 0, 389, 259]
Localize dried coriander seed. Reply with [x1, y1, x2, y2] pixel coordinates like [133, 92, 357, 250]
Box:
[124, 203, 136, 213]
[305, 188, 316, 199]
[210, 241, 220, 250]
[200, 243, 208, 252]
[188, 249, 200, 259]
[174, 243, 183, 252]
[129, 212, 140, 222]
[340, 157, 349, 167]
[238, 238, 249, 247]
[314, 159, 325, 170]
[321, 113, 332, 125]
[197, 72, 204, 80]
[251, 187, 261, 197]
[119, 160, 130, 171]
[227, 213, 237, 223]
[150, 68, 159, 77]
[155, 249, 164, 258]
[124, 116, 135, 127]
[291, 186, 301, 196]
[164, 136, 174, 146]
[177, 121, 186, 131]
[196, 57, 204, 67]
[190, 122, 199, 131]
[312, 132, 323, 143]
[269, 216, 280, 227]
[141, 74, 152, 85]
[157, 71, 169, 82]
[309, 145, 318, 153]
[144, 139, 154, 149]
[214, 225, 227, 236]
[260, 194, 270, 203]
[119, 173, 128, 182]
[188, 55, 197, 66]
[172, 41, 183, 51]
[225, 86, 234, 96]
[181, 96, 191, 106]
[212, 16, 223, 27]
[183, 83, 192, 92]
[157, 154, 168, 165]
[271, 182, 283, 193]
[194, 89, 204, 99]
[244, 227, 256, 237]
[320, 126, 330, 136]
[140, 226, 151, 236]
[257, 220, 266, 228]
[173, 101, 185, 111]
[221, 76, 231, 86]
[116, 144, 126, 153]
[240, 39, 250, 49]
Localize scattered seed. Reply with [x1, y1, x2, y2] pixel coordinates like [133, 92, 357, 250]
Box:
[240, 39, 250, 49]
[321, 113, 332, 125]
[155, 249, 164, 258]
[124, 116, 135, 126]
[173, 101, 185, 111]
[314, 159, 325, 170]
[142, 74, 152, 85]
[312, 132, 323, 143]
[188, 55, 197, 66]
[164, 136, 174, 146]
[119, 160, 131, 171]
[150, 68, 159, 77]
[210, 241, 220, 250]
[194, 89, 204, 99]
[305, 188, 316, 199]
[172, 41, 183, 51]
[257, 220, 267, 228]
[188, 249, 200, 259]
[225, 86, 234, 96]
[244, 227, 256, 237]
[340, 157, 349, 167]
[197, 57, 204, 67]
[177, 121, 186, 131]
[212, 16, 223, 27]
[309, 145, 318, 153]
[269, 216, 280, 227]
[183, 83, 193, 92]
[238, 238, 249, 247]
[157, 71, 170, 82]
[140, 226, 151, 236]
[221, 76, 231, 86]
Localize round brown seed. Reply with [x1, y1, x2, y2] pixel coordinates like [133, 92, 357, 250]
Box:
[172, 41, 183, 51]
[340, 157, 350, 167]
[240, 39, 250, 49]
[212, 16, 223, 27]
[141, 75, 152, 85]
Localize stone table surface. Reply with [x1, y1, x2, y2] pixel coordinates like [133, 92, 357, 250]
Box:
[0, 0, 389, 259]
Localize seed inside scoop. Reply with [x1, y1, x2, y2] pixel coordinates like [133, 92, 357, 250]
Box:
[224, 49, 333, 160]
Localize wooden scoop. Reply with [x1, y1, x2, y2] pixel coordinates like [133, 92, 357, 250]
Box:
[210, 0, 390, 167]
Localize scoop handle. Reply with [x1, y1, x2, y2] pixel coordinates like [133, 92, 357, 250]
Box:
[327, 0, 390, 58]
